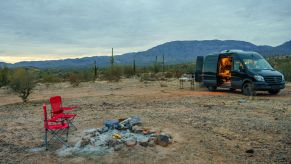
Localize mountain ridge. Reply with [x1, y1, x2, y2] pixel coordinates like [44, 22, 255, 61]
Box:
[1, 40, 291, 69]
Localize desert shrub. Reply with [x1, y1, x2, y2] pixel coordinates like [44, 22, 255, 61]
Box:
[102, 66, 122, 82]
[155, 72, 167, 81]
[0, 66, 9, 88]
[166, 63, 195, 78]
[9, 68, 37, 102]
[140, 73, 156, 82]
[153, 63, 161, 73]
[68, 72, 82, 87]
[41, 73, 62, 83]
[122, 65, 135, 78]
[39, 69, 67, 83]
[175, 71, 184, 78]
[277, 61, 291, 82]
[268, 56, 291, 81]
[164, 72, 174, 78]
[80, 69, 94, 82]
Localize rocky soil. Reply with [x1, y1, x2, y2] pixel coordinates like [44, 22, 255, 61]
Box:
[0, 78, 290, 163]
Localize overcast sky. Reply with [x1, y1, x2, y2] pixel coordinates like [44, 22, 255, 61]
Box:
[0, 0, 290, 63]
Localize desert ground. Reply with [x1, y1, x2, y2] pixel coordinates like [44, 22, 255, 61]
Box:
[0, 78, 290, 164]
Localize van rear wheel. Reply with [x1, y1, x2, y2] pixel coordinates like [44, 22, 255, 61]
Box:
[229, 88, 236, 91]
[207, 86, 217, 91]
[242, 82, 256, 96]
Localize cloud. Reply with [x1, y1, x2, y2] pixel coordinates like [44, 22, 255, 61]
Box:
[0, 0, 290, 62]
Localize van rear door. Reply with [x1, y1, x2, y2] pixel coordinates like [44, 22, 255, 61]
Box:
[195, 56, 204, 82]
[203, 55, 219, 86]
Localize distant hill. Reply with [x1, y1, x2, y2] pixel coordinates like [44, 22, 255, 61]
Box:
[0, 62, 11, 67]
[2, 40, 291, 69]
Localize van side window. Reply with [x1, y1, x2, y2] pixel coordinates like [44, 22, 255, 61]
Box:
[233, 59, 243, 71]
[204, 55, 219, 73]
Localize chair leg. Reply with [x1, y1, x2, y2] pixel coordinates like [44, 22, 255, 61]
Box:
[44, 129, 48, 150]
[66, 128, 69, 142]
[67, 119, 77, 130]
[69, 121, 77, 130]
[47, 129, 70, 147]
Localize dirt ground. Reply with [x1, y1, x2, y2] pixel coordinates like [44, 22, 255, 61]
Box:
[0, 78, 290, 164]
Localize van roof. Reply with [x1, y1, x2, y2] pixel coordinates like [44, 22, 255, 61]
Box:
[205, 50, 262, 58]
[220, 49, 260, 55]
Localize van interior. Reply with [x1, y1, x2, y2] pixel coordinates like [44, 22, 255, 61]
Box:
[218, 56, 232, 86]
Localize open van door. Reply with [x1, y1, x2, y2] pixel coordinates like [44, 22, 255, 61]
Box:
[195, 56, 204, 82]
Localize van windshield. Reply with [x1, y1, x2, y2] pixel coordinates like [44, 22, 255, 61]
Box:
[242, 57, 273, 70]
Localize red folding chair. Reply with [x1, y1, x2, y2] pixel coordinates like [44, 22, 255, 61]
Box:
[50, 96, 78, 130]
[43, 103, 69, 150]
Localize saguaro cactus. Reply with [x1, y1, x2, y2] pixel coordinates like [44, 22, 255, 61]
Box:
[162, 54, 165, 73]
[133, 58, 136, 75]
[93, 61, 97, 81]
[111, 48, 114, 67]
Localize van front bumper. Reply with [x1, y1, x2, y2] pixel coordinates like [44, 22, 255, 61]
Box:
[253, 82, 285, 91]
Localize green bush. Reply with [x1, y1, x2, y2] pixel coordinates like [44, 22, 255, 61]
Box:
[9, 68, 38, 102]
[268, 56, 291, 81]
[102, 66, 122, 82]
[42, 73, 62, 83]
[0, 66, 9, 88]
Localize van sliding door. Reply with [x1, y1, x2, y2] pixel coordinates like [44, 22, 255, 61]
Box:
[231, 58, 245, 89]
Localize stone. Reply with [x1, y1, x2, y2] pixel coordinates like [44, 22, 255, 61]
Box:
[98, 127, 109, 134]
[156, 134, 171, 147]
[139, 138, 149, 147]
[125, 139, 137, 147]
[84, 128, 98, 136]
[107, 139, 119, 147]
[80, 138, 91, 148]
[132, 126, 143, 133]
[239, 99, 247, 103]
[114, 144, 124, 151]
[142, 129, 150, 135]
[139, 141, 148, 147]
[148, 141, 155, 147]
[148, 137, 157, 142]
[245, 149, 254, 157]
[104, 120, 120, 129]
[130, 116, 142, 126]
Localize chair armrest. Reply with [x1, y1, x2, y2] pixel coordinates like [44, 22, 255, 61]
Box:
[48, 114, 65, 122]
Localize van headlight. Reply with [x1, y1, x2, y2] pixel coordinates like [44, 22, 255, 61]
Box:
[254, 75, 264, 82]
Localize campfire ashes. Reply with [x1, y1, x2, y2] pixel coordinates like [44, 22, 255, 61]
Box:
[57, 116, 173, 156]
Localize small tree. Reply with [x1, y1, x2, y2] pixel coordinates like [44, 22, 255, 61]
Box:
[9, 68, 37, 102]
[0, 66, 9, 88]
[68, 72, 81, 87]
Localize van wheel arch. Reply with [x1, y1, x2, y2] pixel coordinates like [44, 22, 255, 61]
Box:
[242, 80, 256, 96]
[241, 79, 253, 89]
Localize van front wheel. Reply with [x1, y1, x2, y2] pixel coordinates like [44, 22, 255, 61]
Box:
[207, 86, 217, 91]
[242, 82, 256, 96]
[268, 89, 280, 95]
